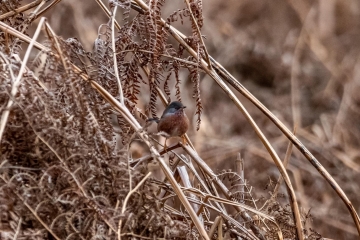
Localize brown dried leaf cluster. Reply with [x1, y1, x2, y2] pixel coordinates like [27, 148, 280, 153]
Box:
[1, 0, 360, 239]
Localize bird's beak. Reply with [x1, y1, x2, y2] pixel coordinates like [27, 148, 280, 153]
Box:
[182, 106, 186, 109]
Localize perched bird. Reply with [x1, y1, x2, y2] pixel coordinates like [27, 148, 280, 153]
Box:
[147, 101, 189, 149]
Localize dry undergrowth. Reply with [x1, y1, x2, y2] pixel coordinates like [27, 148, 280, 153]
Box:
[0, 0, 359, 239]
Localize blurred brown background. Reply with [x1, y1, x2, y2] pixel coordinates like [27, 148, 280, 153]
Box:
[32, 0, 360, 238]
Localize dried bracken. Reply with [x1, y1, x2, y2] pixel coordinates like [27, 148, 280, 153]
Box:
[1, 0, 360, 240]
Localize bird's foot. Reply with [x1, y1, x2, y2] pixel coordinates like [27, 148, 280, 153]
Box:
[163, 139, 168, 152]
[181, 135, 187, 145]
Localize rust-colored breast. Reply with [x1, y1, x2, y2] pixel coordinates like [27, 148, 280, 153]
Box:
[157, 111, 189, 138]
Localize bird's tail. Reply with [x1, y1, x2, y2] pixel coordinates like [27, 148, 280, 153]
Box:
[146, 117, 160, 123]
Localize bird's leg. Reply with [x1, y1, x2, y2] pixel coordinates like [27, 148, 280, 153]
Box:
[181, 135, 187, 145]
[164, 138, 168, 151]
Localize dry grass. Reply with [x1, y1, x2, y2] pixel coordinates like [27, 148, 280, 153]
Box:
[1, 0, 360, 239]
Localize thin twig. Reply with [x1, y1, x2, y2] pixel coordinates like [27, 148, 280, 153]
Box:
[235, 153, 245, 204]
[0, 176, 61, 240]
[131, 142, 181, 168]
[118, 172, 152, 240]
[218, 217, 223, 240]
[3, 3, 359, 236]
[177, 166, 204, 223]
[17, 115, 117, 232]
[183, 187, 280, 230]
[0, 0, 43, 20]
[211, 55, 360, 235]
[13, 217, 22, 240]
[273, 127, 297, 197]
[134, 49, 200, 67]
[0, 17, 46, 143]
[183, 0, 212, 70]
[90, 80, 210, 240]
[180, 142, 265, 240]
[131, 2, 304, 238]
[136, 56, 196, 150]
[110, 6, 124, 104]
[208, 216, 222, 238]
[0, 52, 16, 81]
[94, 0, 121, 30]
[33, 0, 63, 20]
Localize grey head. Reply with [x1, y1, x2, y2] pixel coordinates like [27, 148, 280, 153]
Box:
[162, 101, 186, 116]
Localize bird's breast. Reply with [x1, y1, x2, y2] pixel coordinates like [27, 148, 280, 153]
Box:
[157, 112, 189, 137]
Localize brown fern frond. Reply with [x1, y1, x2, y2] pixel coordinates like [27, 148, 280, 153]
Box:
[111, 0, 132, 28]
[195, 0, 203, 28]
[173, 61, 182, 101]
[150, 0, 168, 71]
[187, 41, 202, 131]
[148, 68, 160, 118]
[190, 67, 202, 131]
[0, 0, 340, 239]
[189, 0, 203, 29]
[166, 8, 190, 26]
[128, 55, 141, 103]
[163, 71, 172, 100]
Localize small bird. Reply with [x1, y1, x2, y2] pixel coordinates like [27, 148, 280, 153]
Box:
[147, 101, 189, 149]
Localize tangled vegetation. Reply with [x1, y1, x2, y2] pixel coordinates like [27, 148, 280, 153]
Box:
[0, 0, 359, 239]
